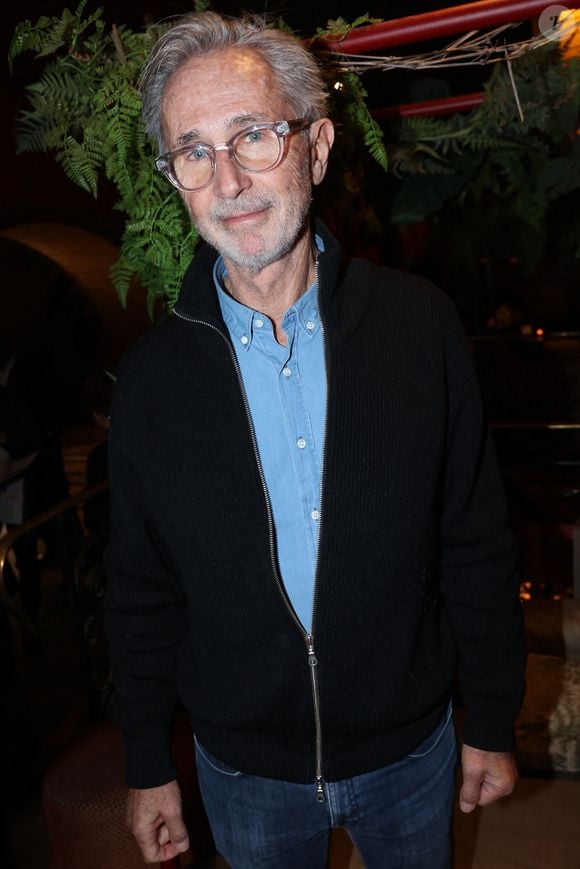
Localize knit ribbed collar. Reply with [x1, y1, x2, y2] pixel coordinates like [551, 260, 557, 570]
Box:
[173, 218, 364, 341]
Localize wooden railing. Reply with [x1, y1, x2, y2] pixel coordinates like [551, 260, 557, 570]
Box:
[0, 480, 108, 633]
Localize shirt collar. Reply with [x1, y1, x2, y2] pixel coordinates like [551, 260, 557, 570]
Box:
[214, 259, 256, 350]
[214, 234, 324, 351]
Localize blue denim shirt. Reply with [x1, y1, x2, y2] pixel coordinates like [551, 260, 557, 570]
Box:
[215, 254, 326, 630]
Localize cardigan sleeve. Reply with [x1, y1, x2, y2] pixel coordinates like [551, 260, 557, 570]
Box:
[439, 306, 526, 752]
[105, 371, 187, 789]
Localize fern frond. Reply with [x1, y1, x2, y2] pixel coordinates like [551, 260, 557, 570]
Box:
[363, 117, 388, 171]
[9, 20, 48, 70]
[15, 110, 65, 153]
[316, 14, 382, 41]
[339, 72, 388, 171]
[57, 134, 100, 195]
[109, 256, 134, 308]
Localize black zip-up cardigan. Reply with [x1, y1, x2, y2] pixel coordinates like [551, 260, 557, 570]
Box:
[105, 220, 525, 790]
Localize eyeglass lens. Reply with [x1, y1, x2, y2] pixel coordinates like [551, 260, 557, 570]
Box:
[171, 127, 282, 191]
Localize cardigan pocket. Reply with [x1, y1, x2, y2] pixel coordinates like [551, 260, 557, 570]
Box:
[195, 737, 243, 777]
[407, 702, 453, 759]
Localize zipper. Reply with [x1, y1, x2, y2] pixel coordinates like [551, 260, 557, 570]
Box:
[310, 255, 327, 631]
[173, 281, 329, 802]
[308, 253, 329, 803]
[306, 631, 325, 802]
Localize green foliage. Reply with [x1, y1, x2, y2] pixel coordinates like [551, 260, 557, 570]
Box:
[9, 2, 196, 312]
[8, 0, 104, 69]
[336, 73, 388, 171]
[314, 14, 382, 42]
[540, 139, 580, 199]
[9, 2, 580, 316]
[9, 4, 389, 311]
[388, 46, 580, 265]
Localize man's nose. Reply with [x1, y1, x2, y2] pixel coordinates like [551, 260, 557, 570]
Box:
[212, 148, 251, 198]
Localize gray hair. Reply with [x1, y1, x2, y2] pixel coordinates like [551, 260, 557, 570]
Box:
[140, 11, 329, 153]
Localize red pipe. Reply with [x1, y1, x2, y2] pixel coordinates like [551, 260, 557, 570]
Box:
[372, 92, 485, 119]
[320, 0, 580, 54]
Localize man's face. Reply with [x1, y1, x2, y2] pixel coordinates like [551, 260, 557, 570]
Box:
[161, 47, 314, 271]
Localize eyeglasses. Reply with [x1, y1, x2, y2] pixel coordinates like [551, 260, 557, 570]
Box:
[155, 118, 311, 192]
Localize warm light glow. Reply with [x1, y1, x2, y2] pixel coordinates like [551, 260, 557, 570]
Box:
[333, 81, 344, 91]
[558, 9, 580, 59]
[536, 328, 545, 337]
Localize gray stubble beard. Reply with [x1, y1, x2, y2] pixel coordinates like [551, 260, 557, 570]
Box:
[185, 153, 313, 273]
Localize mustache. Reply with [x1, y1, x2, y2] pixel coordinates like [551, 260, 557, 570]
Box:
[209, 196, 274, 221]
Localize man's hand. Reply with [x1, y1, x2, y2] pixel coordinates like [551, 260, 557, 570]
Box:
[127, 779, 190, 863]
[459, 744, 517, 813]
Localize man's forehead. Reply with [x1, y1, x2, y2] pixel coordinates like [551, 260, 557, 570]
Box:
[177, 46, 275, 84]
[220, 46, 268, 74]
[162, 47, 289, 144]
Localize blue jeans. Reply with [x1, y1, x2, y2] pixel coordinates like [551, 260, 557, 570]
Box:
[194, 705, 457, 869]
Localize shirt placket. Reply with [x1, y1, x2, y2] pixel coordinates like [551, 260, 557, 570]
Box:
[277, 311, 322, 560]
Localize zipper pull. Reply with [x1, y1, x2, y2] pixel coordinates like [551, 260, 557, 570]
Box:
[316, 775, 326, 803]
[306, 633, 318, 666]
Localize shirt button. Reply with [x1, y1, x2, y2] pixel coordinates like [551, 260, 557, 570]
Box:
[311, 509, 320, 521]
[282, 367, 292, 378]
[296, 437, 307, 449]
[255, 318, 264, 328]
[306, 321, 316, 331]
[240, 335, 249, 345]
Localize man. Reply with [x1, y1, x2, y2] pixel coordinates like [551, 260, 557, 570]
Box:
[106, 12, 525, 868]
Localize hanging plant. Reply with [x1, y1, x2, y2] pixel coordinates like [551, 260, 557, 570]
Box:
[388, 45, 580, 242]
[9, 2, 388, 312]
[9, 1, 199, 314]
[9, 2, 580, 314]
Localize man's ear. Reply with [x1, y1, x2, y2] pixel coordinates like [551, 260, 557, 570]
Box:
[309, 118, 335, 186]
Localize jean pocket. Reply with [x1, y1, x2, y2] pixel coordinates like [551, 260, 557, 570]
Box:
[194, 737, 243, 777]
[408, 703, 453, 759]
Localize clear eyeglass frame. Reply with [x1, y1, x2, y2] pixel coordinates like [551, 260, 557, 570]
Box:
[155, 118, 311, 192]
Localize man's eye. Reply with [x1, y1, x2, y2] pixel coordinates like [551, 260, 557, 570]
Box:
[244, 130, 263, 144]
[187, 146, 209, 162]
